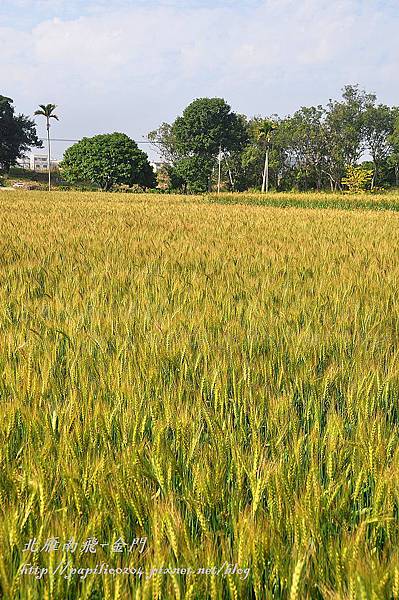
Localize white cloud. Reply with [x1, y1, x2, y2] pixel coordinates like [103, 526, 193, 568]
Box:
[1, 0, 398, 159]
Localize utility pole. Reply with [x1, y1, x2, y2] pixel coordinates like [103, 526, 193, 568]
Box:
[224, 155, 234, 191]
[262, 147, 269, 193]
[217, 144, 222, 194]
[260, 120, 276, 193]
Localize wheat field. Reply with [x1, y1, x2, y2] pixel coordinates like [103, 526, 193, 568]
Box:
[1, 191, 399, 600]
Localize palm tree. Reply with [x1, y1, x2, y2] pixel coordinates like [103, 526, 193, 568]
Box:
[34, 104, 59, 191]
[256, 119, 277, 193]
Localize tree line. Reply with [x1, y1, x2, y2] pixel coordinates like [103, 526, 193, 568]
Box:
[149, 84, 399, 193]
[1, 85, 399, 193]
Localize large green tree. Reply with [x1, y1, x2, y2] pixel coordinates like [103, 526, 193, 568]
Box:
[388, 108, 399, 187]
[281, 107, 328, 191]
[173, 98, 248, 192]
[363, 104, 395, 188]
[149, 98, 248, 193]
[324, 85, 375, 190]
[0, 95, 42, 171]
[61, 133, 156, 191]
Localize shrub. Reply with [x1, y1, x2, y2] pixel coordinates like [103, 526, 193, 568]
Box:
[342, 165, 374, 192]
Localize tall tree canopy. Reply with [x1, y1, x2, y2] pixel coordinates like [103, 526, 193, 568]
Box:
[281, 107, 328, 191]
[0, 95, 42, 171]
[363, 104, 395, 187]
[150, 97, 248, 192]
[149, 85, 399, 192]
[388, 110, 399, 186]
[61, 133, 156, 191]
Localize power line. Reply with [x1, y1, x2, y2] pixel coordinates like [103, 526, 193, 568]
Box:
[38, 138, 153, 144]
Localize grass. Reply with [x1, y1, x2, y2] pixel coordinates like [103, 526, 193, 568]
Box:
[1, 191, 399, 599]
[0, 168, 64, 191]
[208, 190, 399, 212]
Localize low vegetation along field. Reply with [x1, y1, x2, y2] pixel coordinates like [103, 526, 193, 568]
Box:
[2, 191, 399, 600]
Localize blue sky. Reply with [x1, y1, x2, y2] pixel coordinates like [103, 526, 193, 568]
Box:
[1, 0, 398, 159]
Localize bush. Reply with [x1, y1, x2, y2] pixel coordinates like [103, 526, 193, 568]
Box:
[342, 165, 373, 192]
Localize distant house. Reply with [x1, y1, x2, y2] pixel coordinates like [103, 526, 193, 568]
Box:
[30, 155, 60, 172]
[16, 157, 31, 170]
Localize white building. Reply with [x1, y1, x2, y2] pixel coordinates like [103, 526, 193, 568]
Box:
[30, 155, 60, 171]
[16, 157, 31, 170]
